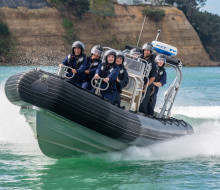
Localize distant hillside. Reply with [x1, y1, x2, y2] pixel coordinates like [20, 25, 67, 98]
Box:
[0, 1, 218, 66]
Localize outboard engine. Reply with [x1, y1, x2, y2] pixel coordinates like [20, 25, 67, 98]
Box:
[152, 40, 178, 56]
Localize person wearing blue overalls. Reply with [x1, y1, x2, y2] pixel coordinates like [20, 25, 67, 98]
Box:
[59, 41, 87, 87]
[139, 42, 157, 116]
[114, 51, 129, 107]
[93, 49, 119, 103]
[147, 54, 167, 116]
[82, 45, 104, 90]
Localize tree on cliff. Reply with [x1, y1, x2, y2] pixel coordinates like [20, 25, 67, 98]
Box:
[65, 0, 90, 18]
[166, 0, 220, 62]
[51, 0, 90, 19]
[165, 0, 206, 20]
[190, 11, 220, 61]
[0, 22, 10, 56]
[0, 22, 17, 61]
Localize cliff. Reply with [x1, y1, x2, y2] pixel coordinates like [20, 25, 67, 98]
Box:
[0, 3, 215, 66]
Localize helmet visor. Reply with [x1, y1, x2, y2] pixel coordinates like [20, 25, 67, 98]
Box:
[131, 52, 141, 56]
[155, 57, 166, 63]
[91, 49, 102, 56]
[143, 45, 152, 50]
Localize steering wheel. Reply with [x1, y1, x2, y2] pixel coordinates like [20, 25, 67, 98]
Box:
[57, 65, 75, 79]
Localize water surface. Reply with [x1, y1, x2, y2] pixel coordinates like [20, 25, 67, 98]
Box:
[0, 66, 220, 189]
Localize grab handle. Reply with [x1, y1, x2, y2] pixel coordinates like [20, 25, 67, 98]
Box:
[57, 65, 75, 79]
[91, 77, 109, 95]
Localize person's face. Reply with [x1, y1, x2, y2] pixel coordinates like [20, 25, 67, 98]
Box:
[91, 53, 100, 60]
[157, 59, 164, 67]
[74, 47, 81, 56]
[116, 57, 123, 65]
[107, 55, 115, 64]
[144, 49, 151, 57]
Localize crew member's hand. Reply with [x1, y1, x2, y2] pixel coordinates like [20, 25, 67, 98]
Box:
[103, 77, 109, 83]
[153, 82, 157, 86]
[85, 70, 90, 74]
[116, 77, 120, 82]
[142, 84, 147, 93]
[94, 74, 100, 79]
[153, 82, 161, 87]
[72, 69, 77, 74]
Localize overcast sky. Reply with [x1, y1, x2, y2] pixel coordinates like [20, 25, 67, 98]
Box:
[201, 0, 220, 16]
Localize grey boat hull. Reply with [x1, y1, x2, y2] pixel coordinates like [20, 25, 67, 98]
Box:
[5, 69, 194, 158]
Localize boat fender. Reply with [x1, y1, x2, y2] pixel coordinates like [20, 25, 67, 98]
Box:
[152, 41, 177, 56]
[125, 45, 180, 66]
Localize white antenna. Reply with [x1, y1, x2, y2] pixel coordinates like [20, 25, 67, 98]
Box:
[155, 29, 161, 41]
[137, 14, 146, 47]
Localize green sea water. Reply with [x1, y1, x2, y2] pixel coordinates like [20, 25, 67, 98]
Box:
[0, 66, 220, 189]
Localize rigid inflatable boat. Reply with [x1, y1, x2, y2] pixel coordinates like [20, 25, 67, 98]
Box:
[5, 45, 194, 158]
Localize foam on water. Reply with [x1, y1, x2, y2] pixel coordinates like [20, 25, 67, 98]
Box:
[101, 106, 220, 161]
[101, 120, 220, 161]
[0, 84, 34, 143]
[0, 84, 45, 158]
[172, 106, 220, 119]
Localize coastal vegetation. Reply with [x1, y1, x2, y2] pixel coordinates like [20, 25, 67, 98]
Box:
[0, 22, 17, 62]
[62, 18, 78, 48]
[190, 11, 220, 61]
[166, 0, 220, 61]
[142, 8, 165, 21]
[50, 0, 90, 19]
[89, 0, 115, 16]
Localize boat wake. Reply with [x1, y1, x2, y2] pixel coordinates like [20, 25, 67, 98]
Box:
[97, 106, 220, 161]
[0, 84, 42, 157]
[172, 106, 220, 119]
[1, 84, 220, 160]
[102, 120, 220, 161]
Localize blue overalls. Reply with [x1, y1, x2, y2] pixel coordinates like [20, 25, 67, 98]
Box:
[139, 55, 157, 115]
[114, 64, 129, 107]
[147, 66, 167, 116]
[82, 56, 102, 90]
[61, 53, 87, 87]
[93, 62, 119, 103]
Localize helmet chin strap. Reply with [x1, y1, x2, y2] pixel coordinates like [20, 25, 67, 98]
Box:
[144, 55, 151, 59]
